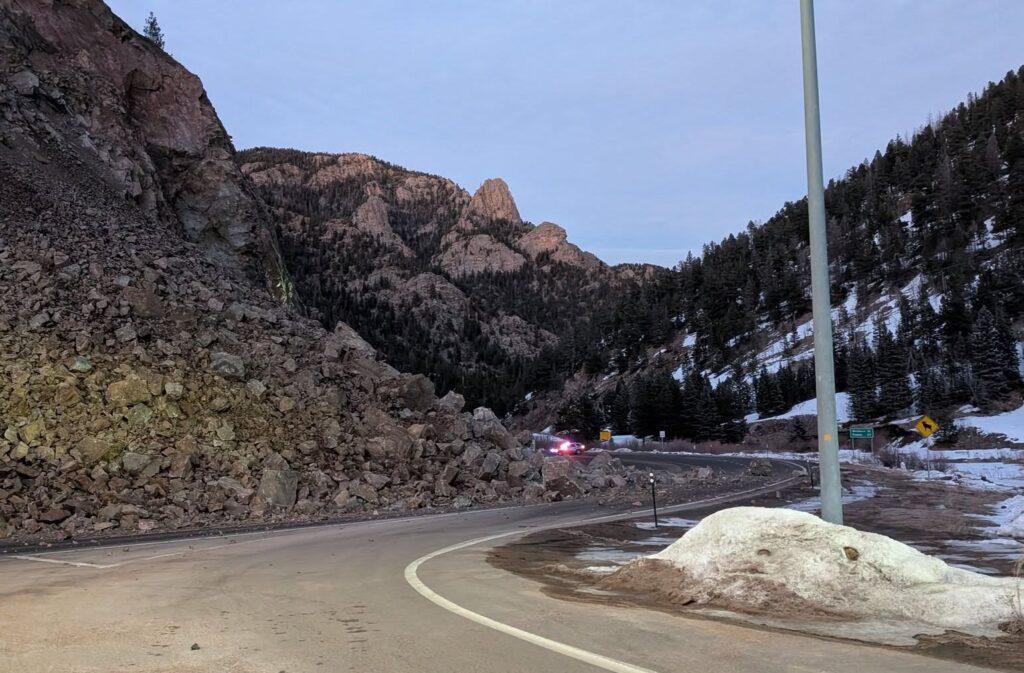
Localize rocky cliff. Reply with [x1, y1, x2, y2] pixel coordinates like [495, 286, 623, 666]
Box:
[1, 0, 289, 290]
[239, 148, 653, 413]
[0, 0, 549, 543]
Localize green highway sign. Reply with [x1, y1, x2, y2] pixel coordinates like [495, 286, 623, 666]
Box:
[849, 427, 874, 439]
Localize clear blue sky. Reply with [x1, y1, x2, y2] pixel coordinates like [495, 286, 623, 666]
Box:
[109, 1, 1024, 267]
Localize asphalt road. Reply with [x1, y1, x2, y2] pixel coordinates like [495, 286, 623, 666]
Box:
[0, 454, 995, 673]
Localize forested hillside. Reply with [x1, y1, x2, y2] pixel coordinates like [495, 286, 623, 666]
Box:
[554, 66, 1024, 441]
[237, 149, 654, 414]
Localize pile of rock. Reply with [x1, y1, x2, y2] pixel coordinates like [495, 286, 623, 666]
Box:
[537, 452, 639, 502]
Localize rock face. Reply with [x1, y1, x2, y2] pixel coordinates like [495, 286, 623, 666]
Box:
[0, 0, 286, 291]
[436, 234, 526, 277]
[0, 0, 555, 545]
[517, 222, 602, 271]
[240, 148, 648, 414]
[462, 178, 521, 224]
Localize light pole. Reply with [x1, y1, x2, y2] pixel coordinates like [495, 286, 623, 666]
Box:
[799, 0, 843, 524]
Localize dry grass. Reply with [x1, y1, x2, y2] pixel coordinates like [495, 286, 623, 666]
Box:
[1012, 554, 1024, 632]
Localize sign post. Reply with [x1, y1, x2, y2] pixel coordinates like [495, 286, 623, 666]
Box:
[649, 472, 658, 529]
[849, 427, 874, 454]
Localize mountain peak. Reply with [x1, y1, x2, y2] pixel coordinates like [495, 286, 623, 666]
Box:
[465, 178, 521, 223]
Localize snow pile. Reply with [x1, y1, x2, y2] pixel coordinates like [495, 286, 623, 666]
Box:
[635, 507, 1019, 638]
[958, 405, 1024, 444]
[989, 495, 1024, 538]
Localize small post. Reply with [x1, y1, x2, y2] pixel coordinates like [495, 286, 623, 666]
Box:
[649, 472, 658, 528]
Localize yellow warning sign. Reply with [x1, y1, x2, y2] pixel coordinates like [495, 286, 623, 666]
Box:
[915, 415, 939, 437]
[599, 429, 612, 441]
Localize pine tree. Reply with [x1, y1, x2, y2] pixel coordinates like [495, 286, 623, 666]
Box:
[555, 395, 604, 440]
[875, 315, 913, 416]
[969, 307, 1015, 405]
[607, 382, 631, 435]
[680, 371, 716, 440]
[847, 339, 877, 421]
[713, 378, 748, 443]
[754, 368, 784, 418]
[143, 12, 166, 50]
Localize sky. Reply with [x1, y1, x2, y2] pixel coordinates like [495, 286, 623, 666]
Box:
[109, 1, 1024, 268]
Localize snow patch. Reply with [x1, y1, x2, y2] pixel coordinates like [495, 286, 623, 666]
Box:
[634, 517, 698, 531]
[958, 405, 1024, 444]
[646, 507, 1019, 642]
[753, 392, 851, 423]
[983, 495, 1024, 538]
[784, 483, 878, 513]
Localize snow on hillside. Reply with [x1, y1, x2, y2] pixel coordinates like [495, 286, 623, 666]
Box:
[700, 275, 945, 388]
[749, 392, 852, 424]
[958, 405, 1024, 444]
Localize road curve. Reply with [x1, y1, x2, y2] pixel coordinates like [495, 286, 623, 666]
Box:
[0, 454, 991, 673]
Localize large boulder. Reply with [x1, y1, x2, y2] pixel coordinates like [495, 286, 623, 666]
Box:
[437, 391, 465, 414]
[399, 375, 436, 412]
[255, 454, 298, 509]
[541, 457, 584, 499]
[469, 407, 516, 451]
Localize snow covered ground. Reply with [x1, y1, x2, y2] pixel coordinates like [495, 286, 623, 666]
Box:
[958, 405, 1024, 444]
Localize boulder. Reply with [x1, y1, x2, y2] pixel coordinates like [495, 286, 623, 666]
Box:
[641, 507, 1020, 639]
[210, 352, 246, 379]
[76, 436, 111, 465]
[506, 460, 532, 486]
[469, 407, 516, 451]
[542, 458, 584, 498]
[399, 375, 436, 412]
[437, 391, 465, 414]
[106, 377, 151, 406]
[121, 451, 152, 475]
[350, 483, 379, 505]
[747, 459, 772, 477]
[256, 468, 298, 509]
[478, 451, 503, 480]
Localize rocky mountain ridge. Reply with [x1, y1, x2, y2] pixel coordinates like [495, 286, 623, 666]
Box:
[239, 147, 657, 413]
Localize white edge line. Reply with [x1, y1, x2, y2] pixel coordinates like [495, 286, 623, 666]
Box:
[404, 532, 659, 673]
[403, 472, 807, 673]
[11, 557, 117, 565]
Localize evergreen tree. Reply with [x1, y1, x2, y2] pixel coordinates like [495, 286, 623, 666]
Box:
[847, 339, 878, 421]
[606, 382, 631, 435]
[875, 315, 913, 416]
[555, 395, 604, 440]
[754, 368, 784, 418]
[680, 371, 716, 440]
[713, 378, 749, 442]
[143, 12, 166, 49]
[969, 307, 1016, 405]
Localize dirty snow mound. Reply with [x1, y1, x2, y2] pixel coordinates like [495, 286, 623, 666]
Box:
[642, 507, 1019, 636]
